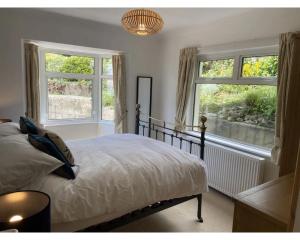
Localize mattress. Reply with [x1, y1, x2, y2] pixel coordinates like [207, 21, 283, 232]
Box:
[24, 134, 208, 231]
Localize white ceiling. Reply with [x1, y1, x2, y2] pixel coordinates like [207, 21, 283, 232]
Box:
[42, 8, 252, 33]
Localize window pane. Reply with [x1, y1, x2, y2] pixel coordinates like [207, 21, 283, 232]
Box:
[102, 58, 113, 75]
[48, 78, 92, 119]
[199, 59, 234, 78]
[45, 53, 95, 74]
[101, 79, 114, 121]
[193, 84, 276, 148]
[241, 55, 278, 78]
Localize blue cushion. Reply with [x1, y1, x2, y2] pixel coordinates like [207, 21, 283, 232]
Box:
[19, 116, 38, 134]
[28, 134, 75, 179]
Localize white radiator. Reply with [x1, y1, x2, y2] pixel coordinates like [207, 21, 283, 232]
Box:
[194, 142, 265, 197]
[148, 132, 266, 197]
[173, 137, 265, 197]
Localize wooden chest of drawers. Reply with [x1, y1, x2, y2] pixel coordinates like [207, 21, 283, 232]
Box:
[233, 174, 293, 232]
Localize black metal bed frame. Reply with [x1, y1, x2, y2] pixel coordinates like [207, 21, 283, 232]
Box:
[81, 104, 207, 232]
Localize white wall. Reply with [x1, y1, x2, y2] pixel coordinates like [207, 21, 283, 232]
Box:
[45, 123, 101, 140]
[0, 9, 162, 134]
[43, 121, 114, 141]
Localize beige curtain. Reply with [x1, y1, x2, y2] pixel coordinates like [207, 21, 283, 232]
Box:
[175, 47, 197, 131]
[112, 55, 127, 133]
[271, 32, 300, 175]
[24, 43, 40, 124]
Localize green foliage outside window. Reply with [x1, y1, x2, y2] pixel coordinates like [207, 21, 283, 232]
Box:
[198, 84, 276, 128]
[46, 53, 94, 74]
[242, 56, 278, 77]
[197, 55, 278, 128]
[199, 55, 278, 78]
[46, 53, 113, 102]
[45, 52, 114, 120]
[200, 59, 234, 78]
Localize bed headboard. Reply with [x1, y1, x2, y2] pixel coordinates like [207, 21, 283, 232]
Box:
[135, 104, 207, 160]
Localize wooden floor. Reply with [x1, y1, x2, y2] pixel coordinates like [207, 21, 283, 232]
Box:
[114, 188, 234, 232]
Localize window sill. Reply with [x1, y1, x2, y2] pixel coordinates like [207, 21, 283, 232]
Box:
[42, 120, 114, 127]
[186, 131, 271, 159]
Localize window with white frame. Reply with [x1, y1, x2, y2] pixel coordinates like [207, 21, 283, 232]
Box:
[192, 47, 278, 149]
[39, 49, 114, 124]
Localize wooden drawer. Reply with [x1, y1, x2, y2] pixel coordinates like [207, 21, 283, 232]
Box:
[233, 201, 287, 232]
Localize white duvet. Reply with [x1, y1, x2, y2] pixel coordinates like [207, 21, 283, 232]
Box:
[25, 134, 208, 231]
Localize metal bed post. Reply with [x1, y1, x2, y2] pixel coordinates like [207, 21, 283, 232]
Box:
[163, 121, 166, 142]
[148, 116, 152, 138]
[199, 115, 207, 160]
[197, 194, 203, 222]
[197, 115, 207, 222]
[135, 104, 141, 135]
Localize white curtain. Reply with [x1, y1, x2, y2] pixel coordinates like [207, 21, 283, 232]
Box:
[175, 47, 198, 131]
[24, 43, 40, 124]
[112, 55, 127, 133]
[271, 32, 300, 175]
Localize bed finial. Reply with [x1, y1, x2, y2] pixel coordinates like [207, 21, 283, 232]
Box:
[199, 115, 207, 133]
[136, 103, 141, 113]
[135, 104, 141, 135]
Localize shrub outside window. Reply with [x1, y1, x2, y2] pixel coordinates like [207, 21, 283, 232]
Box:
[199, 59, 234, 78]
[193, 50, 278, 150]
[45, 53, 95, 74]
[241, 55, 278, 78]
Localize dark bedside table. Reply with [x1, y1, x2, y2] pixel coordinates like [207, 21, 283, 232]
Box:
[0, 191, 51, 232]
[0, 119, 12, 124]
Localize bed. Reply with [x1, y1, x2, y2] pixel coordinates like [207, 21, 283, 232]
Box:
[23, 105, 209, 232]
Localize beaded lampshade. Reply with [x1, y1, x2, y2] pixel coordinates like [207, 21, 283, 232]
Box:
[121, 9, 164, 36]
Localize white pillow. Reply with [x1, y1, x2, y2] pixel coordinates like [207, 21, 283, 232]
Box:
[0, 134, 64, 194]
[0, 122, 21, 138]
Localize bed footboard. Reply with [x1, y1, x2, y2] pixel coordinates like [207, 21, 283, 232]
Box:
[135, 104, 207, 160]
